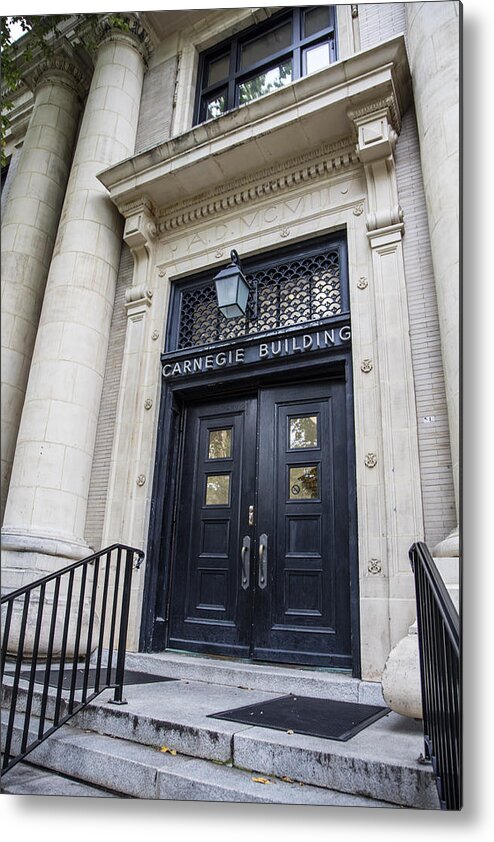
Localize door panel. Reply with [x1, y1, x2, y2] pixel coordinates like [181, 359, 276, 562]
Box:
[253, 382, 352, 667]
[168, 397, 257, 656]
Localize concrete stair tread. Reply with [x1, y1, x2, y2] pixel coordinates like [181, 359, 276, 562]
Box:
[123, 651, 385, 704]
[3, 713, 397, 806]
[2, 667, 439, 808]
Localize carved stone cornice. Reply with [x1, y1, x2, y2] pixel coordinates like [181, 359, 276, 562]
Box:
[99, 35, 411, 221]
[157, 139, 359, 233]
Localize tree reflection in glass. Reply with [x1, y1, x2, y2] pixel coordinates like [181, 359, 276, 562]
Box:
[289, 415, 318, 449]
[289, 465, 319, 499]
[205, 474, 231, 505]
[208, 429, 232, 459]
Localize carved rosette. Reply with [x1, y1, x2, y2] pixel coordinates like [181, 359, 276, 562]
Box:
[365, 452, 378, 468]
[368, 559, 382, 575]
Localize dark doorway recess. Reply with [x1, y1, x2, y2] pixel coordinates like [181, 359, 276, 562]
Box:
[168, 379, 352, 668]
[141, 234, 359, 675]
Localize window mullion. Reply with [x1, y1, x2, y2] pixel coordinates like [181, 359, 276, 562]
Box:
[229, 35, 238, 109]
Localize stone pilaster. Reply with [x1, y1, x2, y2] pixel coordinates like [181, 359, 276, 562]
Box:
[1, 57, 89, 521]
[1, 21, 150, 602]
[352, 105, 424, 649]
[406, 2, 460, 544]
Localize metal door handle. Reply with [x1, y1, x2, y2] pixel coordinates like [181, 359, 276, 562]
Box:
[241, 536, 251, 590]
[258, 533, 268, 589]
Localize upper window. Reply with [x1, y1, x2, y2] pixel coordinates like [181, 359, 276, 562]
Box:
[195, 6, 337, 125]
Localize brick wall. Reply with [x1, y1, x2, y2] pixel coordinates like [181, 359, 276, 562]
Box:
[135, 55, 178, 154]
[358, 3, 407, 48]
[84, 244, 132, 550]
[395, 107, 456, 547]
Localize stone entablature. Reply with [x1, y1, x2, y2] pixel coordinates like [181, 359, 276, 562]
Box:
[98, 36, 411, 215]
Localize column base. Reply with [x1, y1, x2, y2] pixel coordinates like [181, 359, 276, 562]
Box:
[1, 528, 98, 660]
[433, 525, 459, 558]
[381, 622, 423, 719]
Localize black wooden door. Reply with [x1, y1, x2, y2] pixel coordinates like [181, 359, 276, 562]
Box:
[252, 381, 352, 668]
[168, 380, 352, 668]
[168, 396, 257, 657]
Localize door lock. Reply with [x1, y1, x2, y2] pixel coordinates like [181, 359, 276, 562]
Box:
[248, 505, 255, 526]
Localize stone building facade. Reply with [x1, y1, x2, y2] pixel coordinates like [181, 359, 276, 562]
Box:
[1, 4, 460, 685]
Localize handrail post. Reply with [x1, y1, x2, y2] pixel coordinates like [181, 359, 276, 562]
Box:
[1, 543, 143, 775]
[409, 541, 461, 810]
[108, 548, 134, 705]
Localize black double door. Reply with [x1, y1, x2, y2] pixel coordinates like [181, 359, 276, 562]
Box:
[168, 379, 353, 669]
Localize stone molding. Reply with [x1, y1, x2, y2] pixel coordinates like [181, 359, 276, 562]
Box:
[1, 527, 91, 561]
[125, 285, 153, 309]
[157, 140, 359, 233]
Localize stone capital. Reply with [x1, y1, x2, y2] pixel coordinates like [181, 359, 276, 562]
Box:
[95, 14, 153, 65]
[24, 47, 91, 102]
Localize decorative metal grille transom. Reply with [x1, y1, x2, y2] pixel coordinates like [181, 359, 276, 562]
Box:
[176, 246, 342, 350]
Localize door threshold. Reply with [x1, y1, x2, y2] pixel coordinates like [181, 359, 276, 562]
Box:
[162, 647, 354, 676]
[125, 650, 377, 704]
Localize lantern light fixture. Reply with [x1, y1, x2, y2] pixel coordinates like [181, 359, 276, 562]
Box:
[213, 249, 249, 319]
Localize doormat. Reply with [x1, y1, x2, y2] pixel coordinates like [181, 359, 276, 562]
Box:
[19, 667, 176, 690]
[208, 694, 390, 741]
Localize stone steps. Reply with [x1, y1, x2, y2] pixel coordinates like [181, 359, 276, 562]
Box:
[2, 657, 439, 808]
[3, 713, 396, 806]
[123, 650, 386, 704]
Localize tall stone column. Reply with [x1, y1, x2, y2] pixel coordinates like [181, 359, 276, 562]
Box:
[406, 2, 460, 555]
[1, 20, 150, 597]
[1, 57, 88, 520]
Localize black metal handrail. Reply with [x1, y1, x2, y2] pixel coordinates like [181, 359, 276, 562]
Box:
[1, 543, 144, 775]
[409, 541, 461, 810]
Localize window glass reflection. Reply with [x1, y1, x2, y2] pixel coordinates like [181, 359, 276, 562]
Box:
[304, 43, 331, 75]
[289, 466, 319, 500]
[205, 91, 227, 120]
[240, 22, 292, 69]
[208, 429, 232, 459]
[205, 474, 231, 506]
[239, 60, 292, 105]
[303, 6, 331, 38]
[207, 54, 229, 86]
[289, 416, 318, 449]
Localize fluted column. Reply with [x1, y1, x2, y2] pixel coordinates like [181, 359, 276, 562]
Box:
[2, 20, 150, 595]
[406, 2, 460, 550]
[1, 58, 88, 520]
